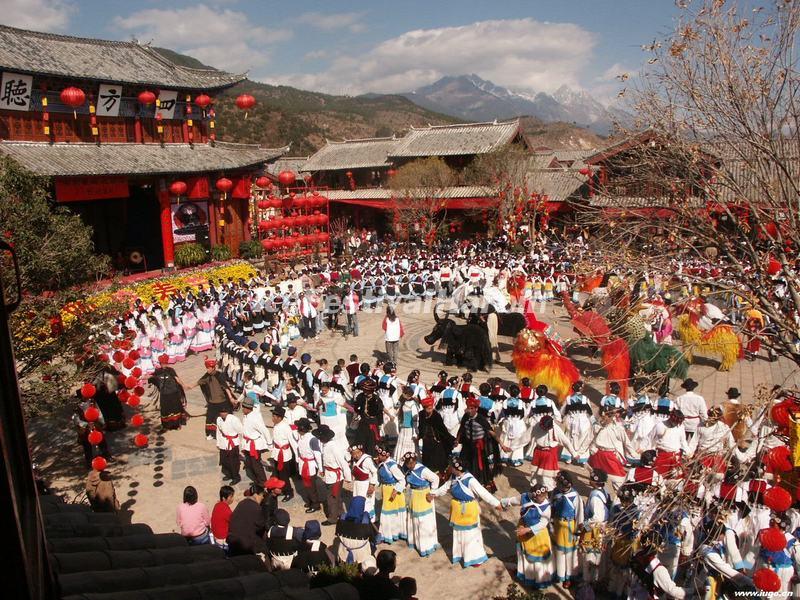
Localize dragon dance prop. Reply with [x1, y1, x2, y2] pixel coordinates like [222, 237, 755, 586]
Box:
[560, 292, 631, 397]
[676, 312, 741, 371]
[512, 310, 580, 402]
[604, 307, 689, 381]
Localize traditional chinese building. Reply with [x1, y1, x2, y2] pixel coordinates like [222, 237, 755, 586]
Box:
[0, 24, 285, 269]
[300, 120, 526, 233]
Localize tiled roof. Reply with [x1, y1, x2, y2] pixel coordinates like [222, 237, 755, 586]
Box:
[0, 141, 286, 177]
[588, 195, 704, 208]
[527, 170, 587, 202]
[266, 156, 309, 177]
[0, 24, 245, 90]
[388, 120, 519, 157]
[324, 185, 496, 200]
[302, 138, 397, 172]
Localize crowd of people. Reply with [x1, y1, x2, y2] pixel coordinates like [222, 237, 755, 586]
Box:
[73, 232, 800, 599]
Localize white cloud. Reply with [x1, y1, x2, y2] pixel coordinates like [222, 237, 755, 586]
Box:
[268, 18, 596, 95]
[3, 0, 75, 31]
[296, 12, 366, 33]
[113, 5, 293, 73]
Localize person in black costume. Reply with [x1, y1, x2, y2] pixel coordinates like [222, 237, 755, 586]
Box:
[353, 378, 384, 454]
[227, 484, 267, 556]
[417, 395, 454, 477]
[457, 395, 507, 493]
[148, 354, 186, 430]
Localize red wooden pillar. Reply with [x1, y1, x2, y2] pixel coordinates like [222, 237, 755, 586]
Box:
[157, 181, 175, 269]
[134, 117, 143, 143]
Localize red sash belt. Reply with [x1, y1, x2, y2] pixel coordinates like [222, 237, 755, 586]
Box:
[475, 438, 486, 471]
[275, 443, 290, 471]
[243, 436, 259, 458]
[368, 423, 380, 442]
[325, 466, 342, 480]
[222, 433, 238, 450]
[300, 456, 315, 487]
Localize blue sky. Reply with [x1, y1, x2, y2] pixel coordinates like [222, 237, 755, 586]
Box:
[5, 0, 682, 99]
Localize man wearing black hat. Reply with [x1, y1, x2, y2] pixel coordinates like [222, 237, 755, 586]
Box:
[270, 406, 297, 502]
[722, 387, 749, 443]
[315, 423, 351, 524]
[241, 397, 271, 486]
[675, 378, 707, 440]
[653, 410, 690, 478]
[296, 418, 322, 513]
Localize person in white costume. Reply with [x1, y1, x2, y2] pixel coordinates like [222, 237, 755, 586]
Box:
[431, 457, 500, 568]
[403, 452, 441, 558]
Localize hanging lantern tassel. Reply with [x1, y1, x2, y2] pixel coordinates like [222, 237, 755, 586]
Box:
[41, 87, 50, 136]
[185, 94, 193, 142]
[209, 108, 216, 141]
[89, 98, 98, 138]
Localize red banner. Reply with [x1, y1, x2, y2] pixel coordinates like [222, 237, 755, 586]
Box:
[186, 176, 209, 199]
[55, 176, 129, 202]
[232, 176, 251, 199]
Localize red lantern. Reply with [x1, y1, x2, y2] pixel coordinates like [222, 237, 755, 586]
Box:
[216, 178, 233, 194]
[134, 434, 149, 448]
[387, 169, 397, 178]
[345, 171, 353, 179]
[753, 568, 781, 592]
[255, 176, 271, 188]
[138, 90, 156, 105]
[122, 357, 135, 370]
[294, 195, 307, 209]
[91, 456, 108, 471]
[60, 86, 86, 117]
[318, 214, 329, 225]
[170, 180, 188, 196]
[235, 93, 256, 111]
[194, 93, 212, 109]
[278, 171, 296, 186]
[764, 486, 793, 512]
[81, 383, 97, 399]
[131, 367, 142, 378]
[134, 385, 145, 396]
[87, 430, 104, 445]
[296, 215, 309, 228]
[579, 167, 591, 176]
[84, 406, 100, 422]
[760, 527, 787, 552]
[130, 414, 144, 427]
[127, 394, 141, 408]
[112, 350, 124, 363]
[262, 239, 274, 251]
[125, 376, 138, 389]
[767, 256, 782, 276]
[118, 389, 130, 402]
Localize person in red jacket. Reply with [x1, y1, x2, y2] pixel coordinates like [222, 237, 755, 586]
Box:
[211, 485, 235, 553]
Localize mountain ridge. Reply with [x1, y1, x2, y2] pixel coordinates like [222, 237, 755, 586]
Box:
[401, 74, 631, 136]
[154, 48, 605, 153]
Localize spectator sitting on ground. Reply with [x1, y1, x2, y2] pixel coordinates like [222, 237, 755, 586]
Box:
[210, 485, 235, 552]
[176, 485, 210, 545]
[357, 549, 401, 600]
[291, 519, 335, 573]
[266, 508, 303, 570]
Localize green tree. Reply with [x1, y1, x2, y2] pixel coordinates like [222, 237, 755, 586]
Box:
[0, 157, 119, 415]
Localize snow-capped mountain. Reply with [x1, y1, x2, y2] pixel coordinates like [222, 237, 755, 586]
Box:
[401, 74, 630, 135]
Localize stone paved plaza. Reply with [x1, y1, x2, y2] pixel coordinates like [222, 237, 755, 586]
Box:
[31, 299, 800, 600]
